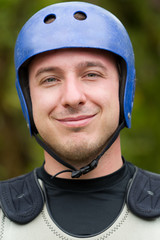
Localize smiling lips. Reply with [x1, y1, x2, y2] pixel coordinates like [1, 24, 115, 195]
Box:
[56, 114, 96, 128]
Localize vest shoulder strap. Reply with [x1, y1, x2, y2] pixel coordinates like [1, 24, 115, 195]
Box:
[127, 167, 160, 218]
[0, 170, 44, 224]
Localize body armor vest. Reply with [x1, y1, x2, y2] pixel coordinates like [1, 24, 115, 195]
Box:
[0, 167, 160, 239]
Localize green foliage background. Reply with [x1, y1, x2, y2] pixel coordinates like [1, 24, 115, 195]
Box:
[0, 0, 160, 179]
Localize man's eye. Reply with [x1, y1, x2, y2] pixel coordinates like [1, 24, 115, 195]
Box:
[85, 72, 102, 79]
[87, 73, 98, 77]
[40, 76, 59, 86]
[45, 77, 57, 82]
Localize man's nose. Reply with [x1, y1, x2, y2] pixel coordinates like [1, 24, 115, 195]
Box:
[61, 78, 86, 108]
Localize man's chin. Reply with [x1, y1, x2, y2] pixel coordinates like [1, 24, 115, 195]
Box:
[51, 143, 105, 169]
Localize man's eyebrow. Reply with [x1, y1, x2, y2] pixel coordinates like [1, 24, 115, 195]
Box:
[35, 67, 63, 78]
[77, 61, 107, 70]
[34, 61, 107, 77]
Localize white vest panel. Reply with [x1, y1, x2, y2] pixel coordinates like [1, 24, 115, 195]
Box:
[0, 203, 160, 240]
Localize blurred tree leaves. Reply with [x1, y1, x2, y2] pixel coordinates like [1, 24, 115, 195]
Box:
[0, 0, 160, 179]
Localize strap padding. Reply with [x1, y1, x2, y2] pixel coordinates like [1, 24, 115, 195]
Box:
[0, 170, 44, 224]
[127, 168, 160, 218]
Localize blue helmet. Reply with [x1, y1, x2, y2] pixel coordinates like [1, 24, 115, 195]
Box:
[15, 1, 135, 135]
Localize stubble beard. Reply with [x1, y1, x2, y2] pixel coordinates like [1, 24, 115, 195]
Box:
[44, 133, 112, 169]
[39, 108, 119, 169]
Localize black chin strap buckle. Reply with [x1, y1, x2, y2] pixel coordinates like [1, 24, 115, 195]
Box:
[71, 159, 98, 178]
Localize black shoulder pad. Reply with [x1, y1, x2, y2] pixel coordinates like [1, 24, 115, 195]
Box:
[0, 170, 44, 224]
[126, 167, 160, 218]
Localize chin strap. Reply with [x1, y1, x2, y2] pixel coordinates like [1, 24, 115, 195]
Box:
[33, 121, 125, 178]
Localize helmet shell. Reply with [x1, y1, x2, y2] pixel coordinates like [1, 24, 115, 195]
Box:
[15, 1, 135, 134]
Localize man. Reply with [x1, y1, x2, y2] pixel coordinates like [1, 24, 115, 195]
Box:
[0, 2, 160, 239]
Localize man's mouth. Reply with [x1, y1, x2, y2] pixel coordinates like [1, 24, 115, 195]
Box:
[56, 114, 97, 128]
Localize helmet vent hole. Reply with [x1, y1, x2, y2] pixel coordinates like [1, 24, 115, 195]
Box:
[74, 11, 87, 20]
[44, 14, 56, 24]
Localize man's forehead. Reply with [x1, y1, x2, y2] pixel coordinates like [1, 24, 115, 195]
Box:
[29, 48, 117, 72]
[32, 48, 116, 62]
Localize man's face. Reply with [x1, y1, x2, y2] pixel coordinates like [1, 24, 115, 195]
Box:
[29, 48, 120, 167]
